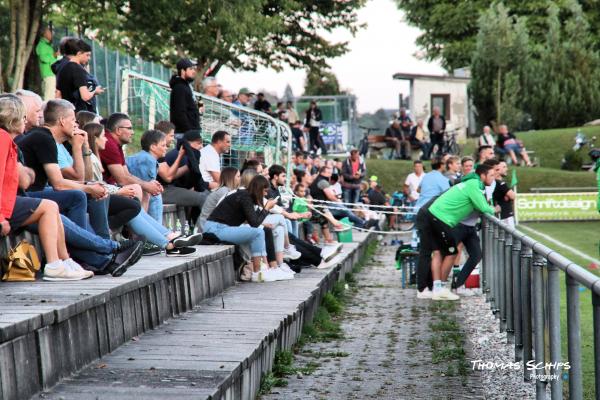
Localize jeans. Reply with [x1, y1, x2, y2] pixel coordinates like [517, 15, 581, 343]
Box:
[451, 224, 482, 288]
[288, 219, 298, 237]
[330, 206, 365, 228]
[27, 188, 110, 238]
[263, 214, 287, 253]
[28, 188, 88, 230]
[342, 188, 360, 204]
[128, 209, 170, 248]
[204, 221, 266, 257]
[429, 133, 444, 158]
[48, 215, 114, 272]
[148, 195, 163, 224]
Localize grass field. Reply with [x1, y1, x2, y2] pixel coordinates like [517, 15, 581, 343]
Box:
[365, 159, 596, 194]
[520, 221, 600, 399]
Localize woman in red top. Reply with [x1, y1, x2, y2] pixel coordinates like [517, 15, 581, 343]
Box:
[0, 93, 91, 281]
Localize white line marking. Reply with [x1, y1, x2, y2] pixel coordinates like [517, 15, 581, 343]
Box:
[519, 224, 600, 265]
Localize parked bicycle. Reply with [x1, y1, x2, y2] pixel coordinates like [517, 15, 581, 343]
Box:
[442, 128, 461, 155]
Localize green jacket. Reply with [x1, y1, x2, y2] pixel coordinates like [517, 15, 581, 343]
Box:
[429, 173, 495, 227]
[36, 38, 57, 78]
[292, 198, 310, 222]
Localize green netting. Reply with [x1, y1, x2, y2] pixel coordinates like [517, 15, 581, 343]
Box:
[123, 71, 291, 168]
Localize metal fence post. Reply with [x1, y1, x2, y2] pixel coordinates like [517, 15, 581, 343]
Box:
[593, 293, 600, 399]
[521, 245, 533, 381]
[566, 273, 582, 400]
[491, 223, 500, 315]
[532, 253, 547, 398]
[512, 238, 523, 361]
[504, 233, 514, 343]
[498, 228, 507, 332]
[546, 261, 562, 400]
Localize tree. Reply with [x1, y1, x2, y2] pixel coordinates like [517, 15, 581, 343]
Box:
[394, 0, 598, 71]
[0, 0, 43, 92]
[303, 68, 341, 96]
[49, 0, 365, 83]
[469, 2, 530, 129]
[527, 1, 600, 129]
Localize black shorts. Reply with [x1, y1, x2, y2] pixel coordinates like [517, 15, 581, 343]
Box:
[8, 196, 42, 229]
[424, 210, 458, 257]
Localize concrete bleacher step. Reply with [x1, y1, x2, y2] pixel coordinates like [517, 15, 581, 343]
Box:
[35, 232, 373, 400]
[0, 245, 236, 400]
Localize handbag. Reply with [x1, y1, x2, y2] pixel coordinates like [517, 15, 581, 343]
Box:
[1, 240, 41, 282]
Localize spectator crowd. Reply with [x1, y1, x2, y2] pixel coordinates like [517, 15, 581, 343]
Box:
[0, 33, 377, 285]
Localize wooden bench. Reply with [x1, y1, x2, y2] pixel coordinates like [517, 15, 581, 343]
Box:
[367, 135, 394, 159]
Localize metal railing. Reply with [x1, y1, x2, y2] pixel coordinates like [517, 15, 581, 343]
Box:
[120, 69, 292, 168]
[481, 214, 600, 400]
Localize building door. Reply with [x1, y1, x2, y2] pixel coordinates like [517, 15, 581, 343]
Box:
[430, 94, 450, 119]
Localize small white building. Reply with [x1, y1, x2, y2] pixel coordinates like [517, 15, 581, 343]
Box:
[393, 71, 473, 140]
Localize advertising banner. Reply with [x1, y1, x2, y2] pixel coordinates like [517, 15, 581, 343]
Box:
[516, 192, 599, 222]
[321, 122, 343, 146]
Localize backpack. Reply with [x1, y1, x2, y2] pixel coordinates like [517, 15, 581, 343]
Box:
[1, 240, 41, 281]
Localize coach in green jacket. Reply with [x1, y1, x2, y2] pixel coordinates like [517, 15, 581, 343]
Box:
[36, 26, 57, 101]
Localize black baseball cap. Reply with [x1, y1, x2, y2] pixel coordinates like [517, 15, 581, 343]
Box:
[184, 129, 202, 142]
[176, 58, 196, 71]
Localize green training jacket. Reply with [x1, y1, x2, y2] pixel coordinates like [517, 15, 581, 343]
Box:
[429, 173, 495, 227]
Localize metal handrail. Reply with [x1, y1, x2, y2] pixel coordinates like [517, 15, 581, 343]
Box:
[121, 69, 293, 165]
[481, 214, 599, 399]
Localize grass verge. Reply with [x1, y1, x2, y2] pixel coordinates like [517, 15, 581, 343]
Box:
[428, 301, 470, 384]
[258, 240, 377, 396]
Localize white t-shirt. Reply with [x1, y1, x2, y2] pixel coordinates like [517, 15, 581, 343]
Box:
[199, 144, 220, 184]
[405, 172, 424, 200]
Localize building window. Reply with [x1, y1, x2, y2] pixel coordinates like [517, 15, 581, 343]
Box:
[431, 94, 450, 120]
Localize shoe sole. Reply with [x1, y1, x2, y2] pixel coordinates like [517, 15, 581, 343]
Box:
[112, 244, 144, 277]
[283, 252, 302, 261]
[143, 250, 162, 256]
[43, 276, 86, 281]
[166, 249, 197, 257]
[432, 295, 459, 301]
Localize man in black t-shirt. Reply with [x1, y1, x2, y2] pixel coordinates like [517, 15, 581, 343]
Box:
[492, 161, 516, 227]
[56, 39, 103, 113]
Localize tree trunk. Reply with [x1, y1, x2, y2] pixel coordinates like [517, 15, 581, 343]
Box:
[5, 0, 42, 92]
[496, 67, 502, 125]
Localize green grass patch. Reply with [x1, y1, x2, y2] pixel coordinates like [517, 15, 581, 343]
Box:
[259, 240, 378, 395]
[427, 302, 470, 383]
[365, 159, 596, 194]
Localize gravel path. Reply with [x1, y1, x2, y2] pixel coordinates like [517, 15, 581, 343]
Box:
[262, 244, 488, 399]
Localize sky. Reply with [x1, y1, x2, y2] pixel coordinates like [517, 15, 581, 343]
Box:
[218, 0, 446, 114]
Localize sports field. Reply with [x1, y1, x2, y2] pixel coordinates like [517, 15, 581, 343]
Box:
[520, 221, 600, 399]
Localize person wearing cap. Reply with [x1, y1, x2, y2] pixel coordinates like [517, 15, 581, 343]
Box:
[233, 88, 256, 147]
[254, 92, 271, 114]
[169, 58, 199, 134]
[341, 149, 366, 204]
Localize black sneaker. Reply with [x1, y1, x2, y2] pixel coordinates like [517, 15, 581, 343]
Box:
[166, 246, 197, 257]
[108, 241, 144, 277]
[142, 242, 162, 256]
[115, 239, 139, 253]
[172, 233, 203, 248]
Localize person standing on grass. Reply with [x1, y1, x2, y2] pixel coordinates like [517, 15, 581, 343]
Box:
[427, 106, 446, 158]
[36, 25, 57, 101]
[341, 149, 366, 204]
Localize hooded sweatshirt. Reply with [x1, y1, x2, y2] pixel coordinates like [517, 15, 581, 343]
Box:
[169, 75, 200, 133]
[429, 173, 494, 228]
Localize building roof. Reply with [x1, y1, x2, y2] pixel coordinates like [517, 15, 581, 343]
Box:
[392, 72, 470, 82]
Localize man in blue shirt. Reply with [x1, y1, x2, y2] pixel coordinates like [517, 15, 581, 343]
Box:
[415, 156, 450, 209]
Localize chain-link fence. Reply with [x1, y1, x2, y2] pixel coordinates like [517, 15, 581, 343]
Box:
[122, 70, 291, 169]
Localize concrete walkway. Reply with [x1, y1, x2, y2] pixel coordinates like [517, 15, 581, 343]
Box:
[262, 244, 485, 400]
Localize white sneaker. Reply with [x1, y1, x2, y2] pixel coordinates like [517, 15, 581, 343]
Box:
[320, 243, 342, 263]
[456, 286, 475, 297]
[317, 253, 343, 269]
[279, 262, 296, 275]
[416, 288, 433, 299]
[283, 245, 301, 261]
[43, 263, 90, 281]
[63, 258, 94, 279]
[432, 288, 460, 301]
[270, 267, 294, 281]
